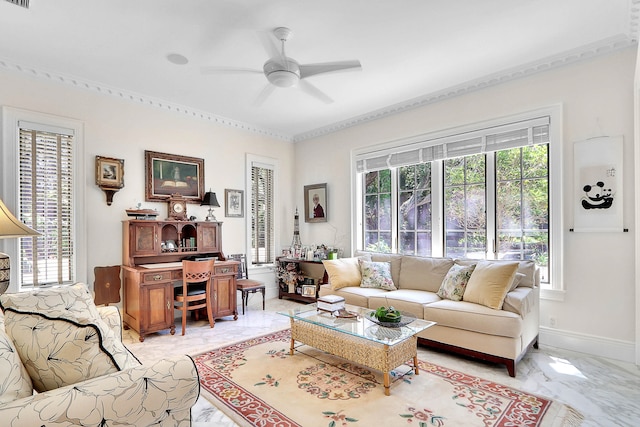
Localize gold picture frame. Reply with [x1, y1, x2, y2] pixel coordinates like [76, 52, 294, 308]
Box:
[145, 150, 204, 202]
[96, 156, 124, 188]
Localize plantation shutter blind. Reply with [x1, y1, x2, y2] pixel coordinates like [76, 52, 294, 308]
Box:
[251, 163, 274, 264]
[18, 121, 75, 287]
[355, 116, 550, 172]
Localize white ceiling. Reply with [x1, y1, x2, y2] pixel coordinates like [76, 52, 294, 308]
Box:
[0, 0, 636, 141]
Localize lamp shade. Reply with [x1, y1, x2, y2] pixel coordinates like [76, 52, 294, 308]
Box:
[0, 197, 39, 294]
[201, 192, 220, 208]
[0, 198, 39, 238]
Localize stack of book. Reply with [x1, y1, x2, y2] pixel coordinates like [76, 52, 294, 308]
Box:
[316, 295, 345, 313]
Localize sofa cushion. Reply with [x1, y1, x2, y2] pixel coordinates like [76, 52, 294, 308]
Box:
[463, 261, 518, 310]
[397, 256, 454, 292]
[0, 283, 139, 392]
[318, 283, 388, 308]
[322, 258, 362, 290]
[0, 312, 33, 404]
[368, 289, 441, 318]
[359, 259, 397, 290]
[423, 300, 523, 338]
[436, 263, 476, 301]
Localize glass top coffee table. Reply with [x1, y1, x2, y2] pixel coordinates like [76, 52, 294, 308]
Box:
[278, 304, 435, 395]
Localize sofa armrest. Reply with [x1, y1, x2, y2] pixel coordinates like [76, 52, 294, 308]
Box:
[97, 305, 122, 341]
[0, 355, 200, 427]
[503, 286, 539, 317]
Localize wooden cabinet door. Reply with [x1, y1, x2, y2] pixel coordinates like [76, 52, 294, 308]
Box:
[131, 222, 159, 256]
[198, 222, 220, 253]
[142, 282, 173, 334]
[212, 275, 237, 319]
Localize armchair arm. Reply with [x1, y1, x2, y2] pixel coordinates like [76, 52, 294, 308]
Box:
[0, 355, 200, 427]
[97, 305, 122, 341]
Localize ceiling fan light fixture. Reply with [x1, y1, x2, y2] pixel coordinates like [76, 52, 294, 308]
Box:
[263, 58, 300, 87]
[266, 70, 299, 87]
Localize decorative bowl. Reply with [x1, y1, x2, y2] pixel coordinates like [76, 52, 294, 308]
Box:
[366, 311, 416, 328]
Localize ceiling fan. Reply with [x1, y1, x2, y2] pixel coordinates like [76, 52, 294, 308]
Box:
[202, 27, 362, 105]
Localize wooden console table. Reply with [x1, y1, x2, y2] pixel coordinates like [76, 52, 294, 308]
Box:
[276, 257, 328, 303]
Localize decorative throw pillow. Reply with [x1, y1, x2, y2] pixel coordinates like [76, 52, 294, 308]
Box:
[358, 260, 396, 290]
[463, 261, 519, 310]
[0, 322, 33, 404]
[437, 263, 476, 301]
[0, 283, 139, 392]
[322, 258, 362, 290]
[509, 272, 526, 292]
[3, 310, 121, 392]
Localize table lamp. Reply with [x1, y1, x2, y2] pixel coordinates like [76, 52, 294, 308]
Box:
[0, 198, 40, 294]
[201, 190, 220, 222]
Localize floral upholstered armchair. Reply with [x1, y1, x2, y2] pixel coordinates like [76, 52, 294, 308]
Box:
[0, 283, 200, 426]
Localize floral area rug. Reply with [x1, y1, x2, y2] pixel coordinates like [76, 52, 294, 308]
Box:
[194, 329, 583, 427]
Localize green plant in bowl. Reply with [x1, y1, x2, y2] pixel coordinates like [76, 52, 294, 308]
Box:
[374, 306, 402, 323]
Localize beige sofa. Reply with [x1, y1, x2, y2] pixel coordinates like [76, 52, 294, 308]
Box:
[318, 252, 540, 377]
[0, 283, 200, 426]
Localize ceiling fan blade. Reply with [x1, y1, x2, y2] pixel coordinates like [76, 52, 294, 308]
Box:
[201, 66, 263, 75]
[299, 60, 362, 79]
[252, 83, 276, 107]
[297, 80, 333, 104]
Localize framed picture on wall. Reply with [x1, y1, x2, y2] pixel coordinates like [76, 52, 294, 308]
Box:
[225, 189, 244, 217]
[304, 183, 327, 223]
[145, 150, 204, 202]
[95, 156, 124, 189]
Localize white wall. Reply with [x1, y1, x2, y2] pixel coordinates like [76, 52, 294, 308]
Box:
[0, 47, 636, 362]
[0, 70, 294, 293]
[295, 48, 637, 362]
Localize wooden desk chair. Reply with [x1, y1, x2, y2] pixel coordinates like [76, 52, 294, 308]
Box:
[174, 259, 214, 335]
[228, 253, 265, 315]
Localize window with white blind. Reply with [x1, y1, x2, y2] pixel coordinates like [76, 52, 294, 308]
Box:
[1, 107, 85, 290]
[18, 124, 75, 286]
[354, 107, 562, 293]
[248, 156, 277, 265]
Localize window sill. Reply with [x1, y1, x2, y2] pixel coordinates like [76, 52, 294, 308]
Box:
[248, 264, 276, 274]
[540, 288, 565, 302]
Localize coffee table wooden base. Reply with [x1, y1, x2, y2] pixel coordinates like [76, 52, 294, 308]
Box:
[289, 319, 419, 396]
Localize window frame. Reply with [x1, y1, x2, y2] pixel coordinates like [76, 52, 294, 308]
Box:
[352, 106, 563, 298]
[1, 107, 86, 291]
[245, 153, 279, 267]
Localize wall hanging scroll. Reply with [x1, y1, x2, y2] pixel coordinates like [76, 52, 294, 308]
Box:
[572, 136, 624, 232]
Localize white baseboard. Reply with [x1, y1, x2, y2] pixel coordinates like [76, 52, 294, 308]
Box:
[539, 326, 636, 364]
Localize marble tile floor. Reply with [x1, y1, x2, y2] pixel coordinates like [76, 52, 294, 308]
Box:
[123, 297, 640, 427]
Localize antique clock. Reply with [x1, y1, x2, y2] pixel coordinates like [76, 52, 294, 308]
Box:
[167, 194, 187, 220]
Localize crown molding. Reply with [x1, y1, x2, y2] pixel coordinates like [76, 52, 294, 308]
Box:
[0, 57, 293, 142]
[0, 31, 637, 144]
[293, 34, 637, 142]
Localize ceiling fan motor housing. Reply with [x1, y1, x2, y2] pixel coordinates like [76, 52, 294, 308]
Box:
[264, 58, 300, 87]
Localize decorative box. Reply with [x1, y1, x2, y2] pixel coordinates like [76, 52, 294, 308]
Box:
[317, 295, 345, 312]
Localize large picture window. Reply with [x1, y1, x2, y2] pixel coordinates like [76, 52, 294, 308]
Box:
[355, 110, 558, 289]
